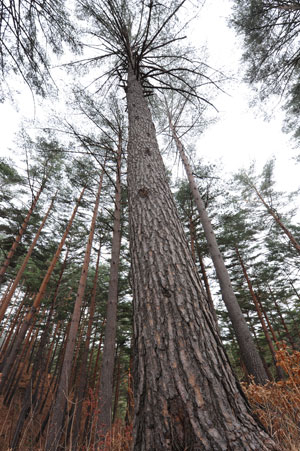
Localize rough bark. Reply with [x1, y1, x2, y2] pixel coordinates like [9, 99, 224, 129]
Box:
[168, 114, 268, 385]
[45, 174, 103, 451]
[97, 140, 122, 442]
[126, 65, 276, 450]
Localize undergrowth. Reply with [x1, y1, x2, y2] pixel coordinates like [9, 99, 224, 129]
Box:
[2, 345, 300, 450]
[242, 344, 300, 451]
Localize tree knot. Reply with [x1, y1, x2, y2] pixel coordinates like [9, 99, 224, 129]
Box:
[160, 282, 172, 298]
[138, 187, 149, 198]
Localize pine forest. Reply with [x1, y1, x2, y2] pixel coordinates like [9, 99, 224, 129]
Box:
[1, 1, 300, 450]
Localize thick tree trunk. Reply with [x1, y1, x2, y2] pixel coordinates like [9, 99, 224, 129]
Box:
[97, 140, 122, 442]
[45, 174, 103, 451]
[168, 114, 268, 385]
[0, 196, 55, 322]
[126, 65, 276, 450]
[0, 182, 45, 284]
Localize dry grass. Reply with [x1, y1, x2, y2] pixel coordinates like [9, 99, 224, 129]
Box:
[2, 345, 300, 450]
[93, 420, 133, 451]
[242, 344, 300, 451]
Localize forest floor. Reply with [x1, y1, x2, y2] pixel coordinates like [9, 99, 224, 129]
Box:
[1, 346, 300, 451]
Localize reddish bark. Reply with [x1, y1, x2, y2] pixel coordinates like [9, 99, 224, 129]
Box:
[0, 183, 45, 284]
[97, 138, 122, 441]
[0, 186, 86, 394]
[45, 173, 103, 451]
[0, 196, 55, 322]
[0, 289, 27, 360]
[71, 245, 102, 449]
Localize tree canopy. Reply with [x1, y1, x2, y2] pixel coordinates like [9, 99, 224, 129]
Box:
[231, 0, 300, 138]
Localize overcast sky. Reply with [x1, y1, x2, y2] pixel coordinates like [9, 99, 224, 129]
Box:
[0, 0, 299, 194]
[193, 0, 299, 193]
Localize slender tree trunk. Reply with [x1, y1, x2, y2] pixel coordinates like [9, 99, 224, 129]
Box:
[126, 64, 275, 450]
[91, 320, 105, 390]
[268, 286, 296, 349]
[10, 307, 54, 449]
[0, 196, 55, 322]
[189, 213, 196, 262]
[9, 246, 69, 448]
[45, 174, 103, 451]
[0, 283, 24, 331]
[36, 321, 61, 415]
[112, 350, 122, 424]
[35, 327, 68, 443]
[168, 114, 268, 385]
[235, 247, 284, 380]
[85, 323, 105, 447]
[247, 316, 274, 381]
[0, 182, 45, 284]
[124, 353, 134, 427]
[257, 295, 278, 345]
[0, 186, 86, 394]
[0, 290, 27, 360]
[71, 245, 102, 449]
[195, 243, 218, 325]
[87, 329, 97, 380]
[288, 278, 300, 301]
[0, 279, 13, 307]
[249, 182, 300, 254]
[4, 316, 42, 407]
[97, 140, 122, 443]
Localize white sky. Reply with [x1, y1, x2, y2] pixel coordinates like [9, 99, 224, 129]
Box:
[193, 0, 299, 193]
[0, 0, 299, 194]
